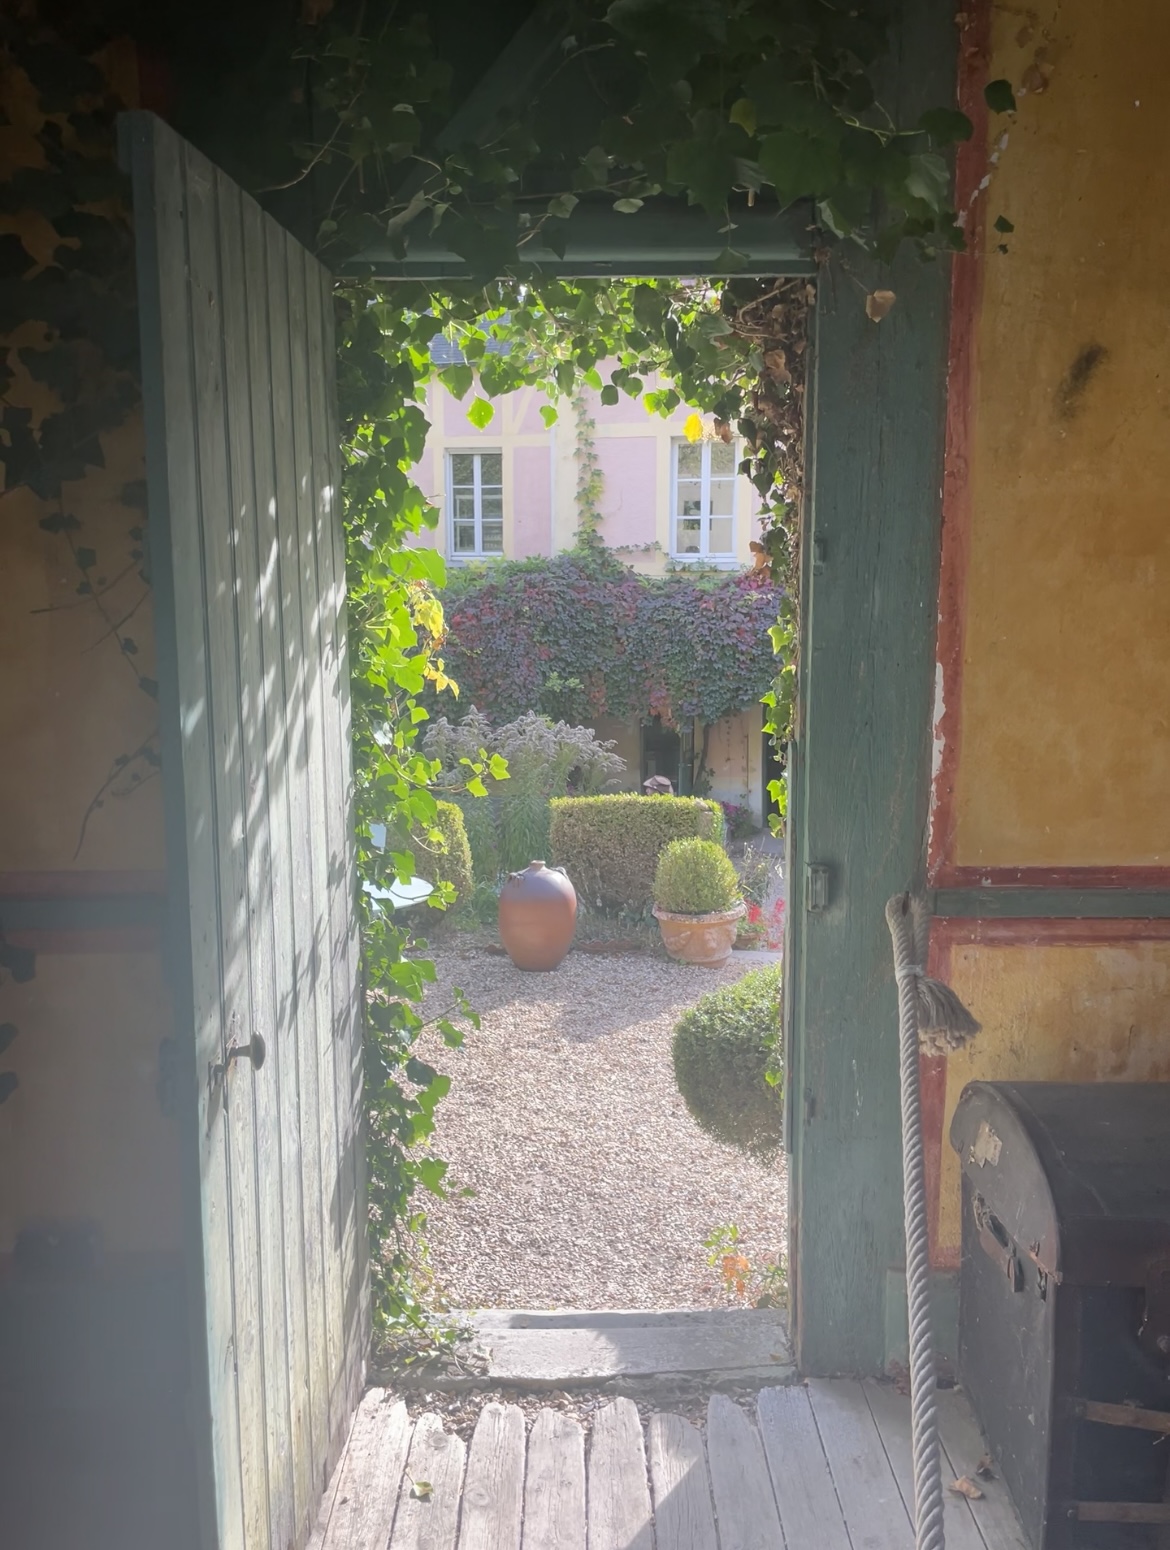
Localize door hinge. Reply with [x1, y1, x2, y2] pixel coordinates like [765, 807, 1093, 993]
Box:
[805, 863, 830, 912]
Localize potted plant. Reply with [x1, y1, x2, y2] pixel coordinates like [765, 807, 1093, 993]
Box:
[652, 837, 746, 968]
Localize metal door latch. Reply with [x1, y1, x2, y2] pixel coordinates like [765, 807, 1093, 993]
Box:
[213, 1034, 266, 1080]
[805, 863, 830, 912]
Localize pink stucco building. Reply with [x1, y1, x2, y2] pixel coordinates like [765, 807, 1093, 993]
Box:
[412, 368, 778, 820]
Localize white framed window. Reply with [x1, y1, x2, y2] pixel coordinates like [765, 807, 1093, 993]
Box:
[670, 438, 738, 561]
[447, 450, 504, 556]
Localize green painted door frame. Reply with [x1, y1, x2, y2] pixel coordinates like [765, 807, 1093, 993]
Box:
[785, 0, 955, 1376]
[360, 0, 957, 1378]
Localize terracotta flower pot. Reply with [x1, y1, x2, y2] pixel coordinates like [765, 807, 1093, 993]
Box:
[498, 860, 577, 971]
[652, 901, 746, 968]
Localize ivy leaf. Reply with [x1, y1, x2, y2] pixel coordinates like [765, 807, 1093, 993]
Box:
[729, 97, 757, 137]
[984, 79, 1017, 113]
[600, 384, 619, 406]
[547, 193, 578, 220]
[904, 152, 950, 208]
[539, 404, 558, 427]
[74, 546, 97, 570]
[758, 131, 842, 202]
[466, 397, 495, 430]
[0, 1023, 17, 1055]
[683, 412, 704, 442]
[613, 197, 644, 214]
[440, 364, 474, 400]
[578, 145, 611, 189]
[0, 1072, 17, 1106]
[994, 214, 1015, 233]
[918, 108, 973, 145]
[666, 134, 736, 216]
[488, 753, 510, 780]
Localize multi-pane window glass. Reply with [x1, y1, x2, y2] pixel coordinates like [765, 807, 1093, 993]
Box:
[449, 451, 504, 555]
[672, 439, 737, 559]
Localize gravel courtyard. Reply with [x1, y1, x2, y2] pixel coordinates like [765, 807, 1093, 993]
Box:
[415, 945, 788, 1310]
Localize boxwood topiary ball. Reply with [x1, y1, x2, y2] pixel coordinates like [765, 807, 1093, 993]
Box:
[671, 964, 783, 1157]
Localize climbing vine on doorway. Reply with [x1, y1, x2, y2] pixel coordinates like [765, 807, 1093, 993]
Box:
[1, 3, 1019, 1351]
[202, 0, 1012, 1346]
[297, 0, 1004, 1351]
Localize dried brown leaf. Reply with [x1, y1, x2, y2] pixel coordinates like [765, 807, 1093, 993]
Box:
[975, 1453, 995, 1479]
[866, 290, 897, 323]
[950, 1476, 984, 1500]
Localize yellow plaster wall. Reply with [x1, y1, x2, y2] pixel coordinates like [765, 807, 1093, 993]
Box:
[0, 44, 179, 1259]
[936, 938, 1170, 1256]
[0, 952, 183, 1255]
[953, 0, 1170, 867]
[0, 48, 163, 874]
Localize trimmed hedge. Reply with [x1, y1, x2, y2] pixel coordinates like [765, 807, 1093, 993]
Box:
[653, 837, 742, 915]
[672, 965, 783, 1157]
[549, 793, 724, 912]
[390, 799, 474, 907]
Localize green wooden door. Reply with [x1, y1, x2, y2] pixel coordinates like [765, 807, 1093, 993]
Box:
[123, 112, 366, 1550]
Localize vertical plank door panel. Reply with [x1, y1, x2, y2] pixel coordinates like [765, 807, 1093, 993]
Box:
[587, 1400, 653, 1550]
[237, 184, 298, 1550]
[207, 161, 276, 1550]
[646, 1413, 717, 1550]
[391, 1413, 467, 1550]
[459, 1403, 525, 1550]
[522, 1409, 586, 1550]
[261, 191, 318, 1539]
[126, 108, 366, 1550]
[705, 1394, 784, 1550]
[129, 112, 244, 1550]
[757, 1384, 850, 1550]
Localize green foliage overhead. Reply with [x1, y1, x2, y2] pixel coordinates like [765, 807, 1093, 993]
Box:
[653, 836, 742, 915]
[550, 793, 723, 912]
[5, 0, 976, 1346]
[438, 550, 781, 728]
[672, 964, 783, 1157]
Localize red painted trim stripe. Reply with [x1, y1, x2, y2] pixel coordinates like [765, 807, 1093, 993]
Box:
[928, 3, 991, 883]
[934, 916, 1170, 949]
[934, 864, 1170, 889]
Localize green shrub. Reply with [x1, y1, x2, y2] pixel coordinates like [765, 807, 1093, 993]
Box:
[672, 965, 783, 1156]
[451, 792, 501, 885]
[390, 799, 473, 907]
[653, 837, 742, 915]
[549, 793, 723, 912]
[426, 710, 626, 878]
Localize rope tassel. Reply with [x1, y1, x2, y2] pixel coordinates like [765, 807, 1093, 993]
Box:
[885, 892, 981, 1550]
[891, 893, 981, 1055]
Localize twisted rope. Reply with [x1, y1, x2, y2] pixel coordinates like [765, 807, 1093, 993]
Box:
[885, 893, 981, 1550]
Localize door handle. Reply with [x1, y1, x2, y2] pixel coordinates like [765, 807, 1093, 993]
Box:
[212, 1034, 266, 1083]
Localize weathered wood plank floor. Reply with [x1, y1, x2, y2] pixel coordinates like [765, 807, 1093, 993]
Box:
[312, 1380, 1028, 1549]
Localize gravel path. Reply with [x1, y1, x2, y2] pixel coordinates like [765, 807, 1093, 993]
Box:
[416, 945, 788, 1310]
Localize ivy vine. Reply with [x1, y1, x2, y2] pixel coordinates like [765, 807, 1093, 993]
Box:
[436, 548, 780, 732]
[3, 0, 995, 1344]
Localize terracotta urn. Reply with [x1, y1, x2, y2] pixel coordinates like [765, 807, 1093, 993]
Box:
[652, 901, 746, 969]
[498, 861, 577, 971]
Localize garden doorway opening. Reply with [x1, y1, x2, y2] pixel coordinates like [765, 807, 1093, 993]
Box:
[377, 276, 797, 1386]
